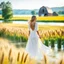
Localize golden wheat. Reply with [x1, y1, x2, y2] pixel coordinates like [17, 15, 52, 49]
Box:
[0, 23, 64, 64]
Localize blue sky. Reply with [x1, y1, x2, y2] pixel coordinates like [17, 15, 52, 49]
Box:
[0, 0, 64, 9]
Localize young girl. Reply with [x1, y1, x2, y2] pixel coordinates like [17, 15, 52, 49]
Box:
[26, 16, 50, 61]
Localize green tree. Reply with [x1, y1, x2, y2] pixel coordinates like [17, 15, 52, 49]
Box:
[1, 1, 13, 22]
[58, 11, 62, 14]
[53, 12, 58, 16]
[58, 11, 64, 14]
[31, 10, 36, 15]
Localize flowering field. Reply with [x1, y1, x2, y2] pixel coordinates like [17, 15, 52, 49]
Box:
[12, 16, 64, 21]
[0, 15, 64, 21]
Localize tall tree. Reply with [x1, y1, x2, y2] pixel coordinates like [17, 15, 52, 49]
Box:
[31, 10, 36, 15]
[0, 1, 13, 22]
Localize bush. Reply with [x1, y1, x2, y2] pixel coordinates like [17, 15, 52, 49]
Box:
[57, 38, 62, 51]
[31, 10, 36, 15]
[62, 39, 64, 50]
[53, 12, 58, 16]
[50, 39, 55, 49]
[44, 39, 49, 46]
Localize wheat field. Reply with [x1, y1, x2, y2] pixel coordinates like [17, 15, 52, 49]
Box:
[0, 23, 64, 64]
[0, 38, 64, 64]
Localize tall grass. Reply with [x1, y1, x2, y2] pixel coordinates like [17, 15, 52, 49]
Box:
[0, 23, 64, 50]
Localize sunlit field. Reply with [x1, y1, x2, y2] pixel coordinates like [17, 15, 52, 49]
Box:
[0, 0, 64, 64]
[0, 38, 64, 64]
[0, 23, 64, 48]
[0, 23, 64, 41]
[12, 16, 64, 21]
[0, 0, 64, 63]
[0, 15, 64, 21]
[0, 23, 64, 64]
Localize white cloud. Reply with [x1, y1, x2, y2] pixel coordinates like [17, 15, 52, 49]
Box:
[0, 0, 64, 9]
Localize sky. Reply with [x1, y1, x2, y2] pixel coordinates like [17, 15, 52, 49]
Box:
[0, 0, 64, 9]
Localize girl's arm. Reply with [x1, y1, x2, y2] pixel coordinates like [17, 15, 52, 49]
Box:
[37, 31, 41, 39]
[29, 30, 30, 35]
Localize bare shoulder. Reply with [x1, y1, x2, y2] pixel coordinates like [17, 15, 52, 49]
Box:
[28, 20, 30, 24]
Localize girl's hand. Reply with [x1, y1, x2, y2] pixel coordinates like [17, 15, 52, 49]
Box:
[39, 35, 41, 39]
[37, 31, 41, 39]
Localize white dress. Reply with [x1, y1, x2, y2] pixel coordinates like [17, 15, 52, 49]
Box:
[26, 22, 50, 61]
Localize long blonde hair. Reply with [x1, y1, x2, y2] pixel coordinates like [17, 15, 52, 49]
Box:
[29, 16, 36, 30]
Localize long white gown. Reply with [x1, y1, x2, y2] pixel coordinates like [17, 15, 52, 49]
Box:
[26, 22, 50, 61]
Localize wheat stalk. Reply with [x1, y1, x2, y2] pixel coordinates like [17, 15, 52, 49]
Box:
[24, 53, 28, 63]
[0, 52, 4, 64]
[21, 52, 24, 63]
[44, 54, 47, 64]
[10, 57, 13, 64]
[17, 52, 20, 61]
[8, 48, 12, 61]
